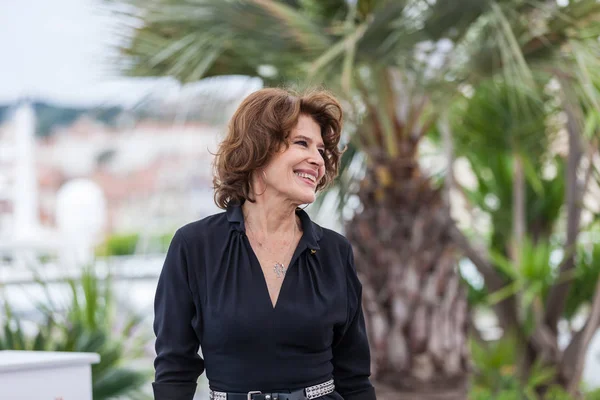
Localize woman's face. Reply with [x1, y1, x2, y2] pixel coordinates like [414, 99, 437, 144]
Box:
[260, 115, 326, 205]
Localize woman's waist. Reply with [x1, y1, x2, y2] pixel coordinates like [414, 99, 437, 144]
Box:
[209, 377, 336, 400]
[208, 374, 334, 394]
[204, 351, 333, 392]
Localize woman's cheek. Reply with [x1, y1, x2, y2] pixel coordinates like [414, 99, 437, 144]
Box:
[319, 166, 326, 182]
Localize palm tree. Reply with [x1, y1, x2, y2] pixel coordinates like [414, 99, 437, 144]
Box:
[117, 0, 600, 398]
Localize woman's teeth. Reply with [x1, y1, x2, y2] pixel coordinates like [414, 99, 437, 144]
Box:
[295, 172, 316, 183]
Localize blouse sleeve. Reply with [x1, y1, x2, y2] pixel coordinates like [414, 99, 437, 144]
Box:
[332, 243, 377, 400]
[153, 229, 205, 400]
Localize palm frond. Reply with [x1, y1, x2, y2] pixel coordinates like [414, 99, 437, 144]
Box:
[308, 22, 368, 82]
[356, 1, 423, 64]
[490, 3, 535, 89]
[121, 0, 332, 82]
[251, 0, 330, 51]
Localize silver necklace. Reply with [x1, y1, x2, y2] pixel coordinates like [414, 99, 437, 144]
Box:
[246, 218, 297, 279]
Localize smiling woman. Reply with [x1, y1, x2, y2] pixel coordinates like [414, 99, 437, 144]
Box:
[213, 87, 343, 208]
[259, 115, 326, 205]
[152, 87, 377, 400]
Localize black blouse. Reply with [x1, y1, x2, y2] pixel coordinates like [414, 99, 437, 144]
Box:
[153, 205, 376, 400]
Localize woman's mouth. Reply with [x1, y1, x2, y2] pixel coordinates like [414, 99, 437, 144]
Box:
[294, 171, 317, 186]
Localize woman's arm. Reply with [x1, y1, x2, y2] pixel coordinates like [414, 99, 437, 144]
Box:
[332, 243, 377, 400]
[153, 229, 204, 400]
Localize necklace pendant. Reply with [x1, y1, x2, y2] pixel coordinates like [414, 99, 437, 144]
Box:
[273, 262, 287, 278]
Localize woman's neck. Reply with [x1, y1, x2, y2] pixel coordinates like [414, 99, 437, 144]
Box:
[241, 197, 298, 236]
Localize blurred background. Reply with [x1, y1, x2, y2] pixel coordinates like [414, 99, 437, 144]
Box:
[2, 0, 600, 399]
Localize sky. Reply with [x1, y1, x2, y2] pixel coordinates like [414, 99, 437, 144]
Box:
[0, 0, 180, 107]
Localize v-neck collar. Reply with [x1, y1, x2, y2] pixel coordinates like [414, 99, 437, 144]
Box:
[227, 203, 323, 310]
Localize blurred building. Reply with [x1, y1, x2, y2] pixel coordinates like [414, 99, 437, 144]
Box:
[35, 116, 222, 235]
[0, 77, 262, 246]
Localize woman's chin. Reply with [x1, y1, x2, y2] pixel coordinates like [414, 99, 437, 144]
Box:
[293, 193, 316, 206]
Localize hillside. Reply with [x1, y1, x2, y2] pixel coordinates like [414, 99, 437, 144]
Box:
[0, 101, 123, 137]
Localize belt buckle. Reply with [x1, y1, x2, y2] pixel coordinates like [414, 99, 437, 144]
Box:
[247, 390, 261, 400]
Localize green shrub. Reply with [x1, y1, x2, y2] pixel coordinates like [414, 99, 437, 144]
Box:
[0, 267, 152, 400]
[96, 232, 176, 257]
[470, 335, 600, 399]
[96, 233, 140, 257]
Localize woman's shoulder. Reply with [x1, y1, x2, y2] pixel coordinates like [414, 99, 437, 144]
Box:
[315, 226, 358, 281]
[175, 210, 229, 244]
[312, 222, 352, 256]
[318, 225, 349, 244]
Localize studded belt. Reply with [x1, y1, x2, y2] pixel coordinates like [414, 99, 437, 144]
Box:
[209, 379, 335, 400]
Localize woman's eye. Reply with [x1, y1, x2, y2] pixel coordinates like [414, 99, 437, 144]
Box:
[294, 140, 324, 157]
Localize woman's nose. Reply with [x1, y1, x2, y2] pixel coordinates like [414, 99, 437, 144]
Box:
[309, 148, 324, 166]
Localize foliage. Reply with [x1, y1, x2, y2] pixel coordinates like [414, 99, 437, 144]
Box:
[469, 336, 599, 400]
[485, 236, 556, 329]
[451, 69, 600, 394]
[96, 232, 174, 256]
[564, 243, 600, 320]
[0, 267, 152, 400]
[453, 80, 550, 157]
[586, 389, 600, 400]
[450, 73, 600, 303]
[451, 80, 565, 254]
[96, 233, 140, 257]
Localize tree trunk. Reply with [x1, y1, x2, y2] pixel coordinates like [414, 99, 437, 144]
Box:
[511, 154, 525, 265]
[346, 153, 470, 399]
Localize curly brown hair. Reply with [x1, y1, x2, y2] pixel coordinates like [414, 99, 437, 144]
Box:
[213, 87, 344, 209]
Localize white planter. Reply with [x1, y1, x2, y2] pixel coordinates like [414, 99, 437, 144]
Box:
[0, 350, 100, 400]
